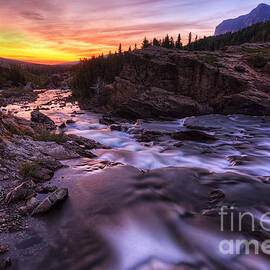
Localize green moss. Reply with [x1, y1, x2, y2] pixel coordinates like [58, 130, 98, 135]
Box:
[197, 54, 224, 68]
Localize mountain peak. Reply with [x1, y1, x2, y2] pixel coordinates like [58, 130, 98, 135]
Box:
[257, 3, 268, 7]
[215, 3, 270, 36]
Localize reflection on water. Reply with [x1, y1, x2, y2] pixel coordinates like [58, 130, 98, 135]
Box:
[3, 89, 270, 270]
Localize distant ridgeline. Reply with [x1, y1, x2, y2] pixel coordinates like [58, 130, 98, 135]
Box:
[0, 60, 72, 89]
[188, 20, 270, 51]
[215, 3, 270, 36]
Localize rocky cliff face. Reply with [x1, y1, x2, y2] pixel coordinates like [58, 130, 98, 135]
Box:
[85, 44, 270, 120]
[215, 3, 270, 36]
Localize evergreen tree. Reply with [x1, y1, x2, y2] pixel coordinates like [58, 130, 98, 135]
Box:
[142, 37, 150, 48]
[153, 38, 160, 46]
[118, 43, 122, 54]
[169, 36, 175, 48]
[175, 34, 182, 49]
[188, 32, 192, 50]
[186, 20, 270, 51]
[134, 43, 137, 50]
[162, 34, 170, 48]
[128, 46, 131, 52]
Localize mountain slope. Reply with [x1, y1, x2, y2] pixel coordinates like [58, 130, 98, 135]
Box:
[215, 3, 270, 36]
[189, 20, 270, 51]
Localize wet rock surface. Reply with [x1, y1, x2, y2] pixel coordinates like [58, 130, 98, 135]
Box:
[171, 130, 217, 142]
[31, 188, 68, 216]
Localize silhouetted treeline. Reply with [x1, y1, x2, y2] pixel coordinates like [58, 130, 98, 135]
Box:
[24, 64, 71, 76]
[187, 21, 270, 51]
[143, 21, 270, 51]
[71, 52, 124, 97]
[142, 34, 183, 49]
[0, 62, 72, 89]
[0, 66, 26, 88]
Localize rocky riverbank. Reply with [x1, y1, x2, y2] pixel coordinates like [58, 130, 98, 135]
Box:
[78, 43, 270, 119]
[0, 88, 42, 108]
[0, 110, 115, 268]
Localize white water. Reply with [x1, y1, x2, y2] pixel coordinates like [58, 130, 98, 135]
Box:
[3, 89, 270, 176]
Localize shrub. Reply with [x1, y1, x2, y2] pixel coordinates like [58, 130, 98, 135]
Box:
[33, 128, 68, 144]
[247, 55, 268, 68]
[19, 161, 41, 178]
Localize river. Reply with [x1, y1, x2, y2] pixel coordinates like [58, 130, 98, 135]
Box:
[2, 89, 270, 270]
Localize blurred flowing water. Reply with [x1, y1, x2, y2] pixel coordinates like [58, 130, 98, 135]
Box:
[2, 89, 270, 270]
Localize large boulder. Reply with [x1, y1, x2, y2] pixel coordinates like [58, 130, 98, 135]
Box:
[31, 110, 56, 130]
[39, 143, 79, 160]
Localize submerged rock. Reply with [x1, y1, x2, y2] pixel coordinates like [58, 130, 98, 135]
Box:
[32, 188, 68, 216]
[0, 243, 8, 254]
[59, 122, 66, 129]
[134, 130, 167, 142]
[110, 124, 122, 131]
[66, 119, 75, 124]
[171, 130, 217, 143]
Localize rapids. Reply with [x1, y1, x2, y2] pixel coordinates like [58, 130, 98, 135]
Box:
[2, 89, 270, 270]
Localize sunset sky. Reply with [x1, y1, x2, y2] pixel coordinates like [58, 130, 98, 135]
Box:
[0, 0, 269, 64]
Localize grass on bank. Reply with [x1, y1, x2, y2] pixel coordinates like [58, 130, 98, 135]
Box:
[33, 128, 68, 144]
[19, 161, 41, 179]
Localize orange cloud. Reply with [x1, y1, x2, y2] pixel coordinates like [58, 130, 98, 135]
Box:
[0, 0, 246, 64]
